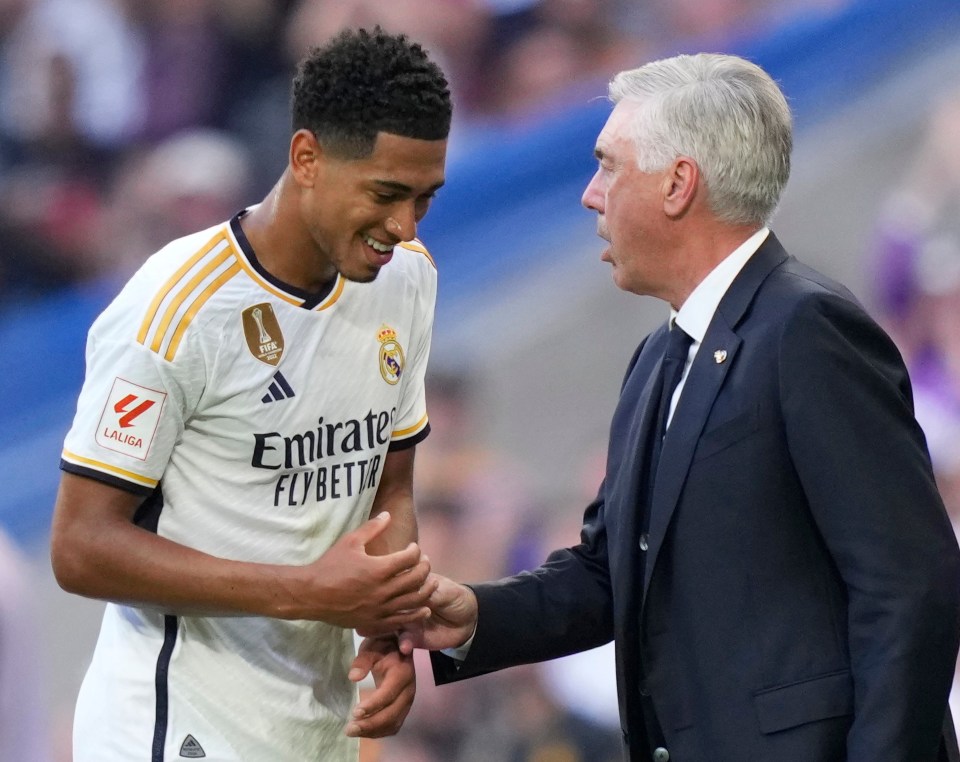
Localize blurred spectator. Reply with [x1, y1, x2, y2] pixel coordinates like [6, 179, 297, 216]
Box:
[631, 0, 857, 47]
[0, 0, 144, 159]
[868, 88, 960, 487]
[415, 370, 538, 581]
[0, 162, 106, 305]
[97, 127, 255, 277]
[0, 528, 52, 762]
[284, 0, 492, 119]
[453, 664, 620, 762]
[518, 450, 620, 733]
[469, 0, 641, 119]
[123, 0, 287, 143]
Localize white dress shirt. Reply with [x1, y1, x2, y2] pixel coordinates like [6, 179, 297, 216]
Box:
[667, 227, 770, 428]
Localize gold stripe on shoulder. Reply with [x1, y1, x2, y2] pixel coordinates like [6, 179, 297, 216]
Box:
[62, 449, 159, 488]
[164, 261, 242, 361]
[138, 231, 229, 345]
[392, 413, 429, 439]
[149, 247, 235, 354]
[399, 239, 436, 269]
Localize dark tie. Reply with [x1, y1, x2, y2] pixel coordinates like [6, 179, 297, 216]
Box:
[654, 322, 693, 441]
[641, 321, 693, 539]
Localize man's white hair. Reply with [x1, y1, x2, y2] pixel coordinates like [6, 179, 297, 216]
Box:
[609, 53, 792, 226]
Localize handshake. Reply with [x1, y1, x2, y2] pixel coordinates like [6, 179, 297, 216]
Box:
[317, 512, 478, 739]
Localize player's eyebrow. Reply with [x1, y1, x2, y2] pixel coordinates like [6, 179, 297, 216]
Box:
[372, 179, 445, 194]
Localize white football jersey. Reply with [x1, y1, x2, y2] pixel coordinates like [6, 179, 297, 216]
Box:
[61, 210, 436, 762]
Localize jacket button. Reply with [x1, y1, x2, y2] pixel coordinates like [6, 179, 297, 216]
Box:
[639, 533, 649, 551]
[638, 681, 650, 697]
[653, 747, 670, 762]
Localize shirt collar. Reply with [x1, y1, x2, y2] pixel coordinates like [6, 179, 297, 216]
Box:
[672, 227, 769, 343]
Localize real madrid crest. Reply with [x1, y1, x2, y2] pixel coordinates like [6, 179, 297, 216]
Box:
[377, 324, 404, 385]
[242, 303, 284, 366]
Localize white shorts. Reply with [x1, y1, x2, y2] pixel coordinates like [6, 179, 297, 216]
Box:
[73, 604, 359, 762]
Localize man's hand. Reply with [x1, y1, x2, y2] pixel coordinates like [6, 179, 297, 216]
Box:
[283, 512, 437, 632]
[392, 573, 479, 655]
[345, 636, 416, 739]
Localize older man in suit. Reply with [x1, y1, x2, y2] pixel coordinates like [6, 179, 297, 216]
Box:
[353, 53, 960, 762]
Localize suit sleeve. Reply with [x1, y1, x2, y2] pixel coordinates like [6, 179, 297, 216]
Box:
[779, 292, 960, 761]
[432, 484, 615, 684]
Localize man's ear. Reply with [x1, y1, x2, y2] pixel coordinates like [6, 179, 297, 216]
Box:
[289, 129, 321, 188]
[662, 156, 699, 218]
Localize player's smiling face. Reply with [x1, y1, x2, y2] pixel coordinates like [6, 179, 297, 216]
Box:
[299, 131, 447, 283]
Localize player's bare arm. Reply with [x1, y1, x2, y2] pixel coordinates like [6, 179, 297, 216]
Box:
[345, 446, 429, 738]
[50, 472, 433, 631]
[364, 446, 420, 556]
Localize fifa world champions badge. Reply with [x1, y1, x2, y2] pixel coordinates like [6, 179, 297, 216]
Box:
[377, 324, 404, 385]
[242, 303, 285, 366]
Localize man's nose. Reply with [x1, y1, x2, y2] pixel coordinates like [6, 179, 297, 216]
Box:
[582, 169, 604, 212]
[388, 203, 417, 241]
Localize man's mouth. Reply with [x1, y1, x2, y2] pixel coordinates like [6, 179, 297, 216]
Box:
[363, 235, 395, 255]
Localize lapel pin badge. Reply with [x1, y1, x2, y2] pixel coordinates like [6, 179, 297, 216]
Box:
[713, 349, 728, 364]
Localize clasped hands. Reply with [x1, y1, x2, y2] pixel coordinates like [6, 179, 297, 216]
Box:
[332, 518, 477, 739]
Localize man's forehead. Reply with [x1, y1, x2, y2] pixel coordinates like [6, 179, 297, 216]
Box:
[595, 102, 636, 154]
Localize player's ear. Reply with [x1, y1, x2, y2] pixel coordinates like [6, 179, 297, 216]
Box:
[290, 129, 322, 188]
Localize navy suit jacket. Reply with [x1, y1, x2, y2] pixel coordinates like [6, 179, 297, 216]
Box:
[432, 234, 960, 761]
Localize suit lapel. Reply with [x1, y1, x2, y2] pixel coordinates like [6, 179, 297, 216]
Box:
[641, 234, 790, 600]
[610, 328, 667, 615]
[643, 323, 740, 595]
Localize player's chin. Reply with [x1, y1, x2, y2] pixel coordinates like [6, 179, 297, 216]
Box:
[340, 264, 381, 284]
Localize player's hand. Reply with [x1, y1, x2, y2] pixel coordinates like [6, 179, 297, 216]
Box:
[345, 636, 415, 739]
[287, 512, 436, 631]
[394, 573, 478, 654]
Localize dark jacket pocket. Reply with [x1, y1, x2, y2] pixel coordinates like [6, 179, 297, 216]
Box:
[753, 670, 853, 734]
[693, 406, 760, 462]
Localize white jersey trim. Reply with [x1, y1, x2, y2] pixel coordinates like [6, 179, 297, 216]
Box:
[61, 449, 159, 489]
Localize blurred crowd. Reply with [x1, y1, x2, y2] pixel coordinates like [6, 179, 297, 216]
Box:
[866, 85, 960, 733]
[0, 0, 849, 311]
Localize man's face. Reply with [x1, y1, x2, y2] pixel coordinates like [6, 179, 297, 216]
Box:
[304, 131, 447, 283]
[581, 100, 671, 296]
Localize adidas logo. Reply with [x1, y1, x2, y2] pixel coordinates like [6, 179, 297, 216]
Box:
[261, 371, 296, 403]
[179, 734, 206, 758]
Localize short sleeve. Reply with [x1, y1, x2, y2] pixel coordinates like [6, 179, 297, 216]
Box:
[61, 290, 205, 494]
[388, 243, 436, 451]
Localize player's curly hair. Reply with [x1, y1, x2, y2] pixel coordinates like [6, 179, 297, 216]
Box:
[291, 27, 452, 159]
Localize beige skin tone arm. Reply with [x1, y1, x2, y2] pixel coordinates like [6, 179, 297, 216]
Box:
[50, 461, 434, 631]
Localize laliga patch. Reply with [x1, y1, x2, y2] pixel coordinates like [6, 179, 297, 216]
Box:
[377, 324, 405, 385]
[242, 302, 284, 366]
[96, 378, 166, 461]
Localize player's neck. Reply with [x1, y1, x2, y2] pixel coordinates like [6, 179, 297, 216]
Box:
[241, 180, 337, 293]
